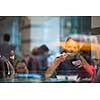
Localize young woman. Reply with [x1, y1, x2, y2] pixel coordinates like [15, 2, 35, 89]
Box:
[45, 37, 96, 82]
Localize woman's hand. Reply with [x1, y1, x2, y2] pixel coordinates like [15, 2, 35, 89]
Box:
[45, 53, 68, 80]
[53, 53, 67, 66]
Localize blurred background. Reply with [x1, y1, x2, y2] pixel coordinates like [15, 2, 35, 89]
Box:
[0, 16, 100, 77]
[0, 17, 100, 57]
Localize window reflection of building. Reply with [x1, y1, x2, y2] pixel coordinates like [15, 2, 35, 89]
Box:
[0, 16, 93, 58]
[20, 17, 60, 55]
[29, 17, 60, 55]
[0, 17, 21, 56]
[12, 16, 92, 56]
[60, 16, 91, 41]
[11, 17, 21, 56]
[20, 17, 31, 55]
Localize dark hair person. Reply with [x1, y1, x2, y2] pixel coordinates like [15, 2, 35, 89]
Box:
[0, 33, 16, 60]
[45, 37, 96, 82]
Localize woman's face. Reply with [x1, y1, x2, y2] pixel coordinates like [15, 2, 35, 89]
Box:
[65, 39, 80, 54]
[15, 62, 26, 73]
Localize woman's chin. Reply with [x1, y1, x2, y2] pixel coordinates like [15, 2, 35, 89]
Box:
[66, 53, 77, 60]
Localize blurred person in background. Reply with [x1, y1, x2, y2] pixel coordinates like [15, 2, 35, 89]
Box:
[15, 60, 29, 74]
[0, 34, 16, 80]
[38, 45, 49, 75]
[9, 50, 15, 67]
[0, 56, 15, 80]
[0, 33, 16, 61]
[45, 37, 96, 82]
[27, 47, 40, 74]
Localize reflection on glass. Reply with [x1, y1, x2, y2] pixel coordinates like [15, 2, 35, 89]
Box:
[0, 16, 100, 83]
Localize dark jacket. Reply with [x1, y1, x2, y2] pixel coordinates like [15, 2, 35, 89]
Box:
[56, 54, 91, 79]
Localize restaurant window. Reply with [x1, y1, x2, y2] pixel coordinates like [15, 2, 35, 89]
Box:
[60, 16, 91, 41]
